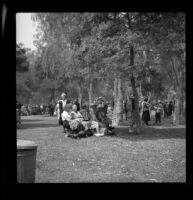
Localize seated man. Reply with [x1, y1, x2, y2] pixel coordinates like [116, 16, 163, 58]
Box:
[80, 104, 91, 121]
[78, 104, 101, 136]
[94, 98, 114, 136]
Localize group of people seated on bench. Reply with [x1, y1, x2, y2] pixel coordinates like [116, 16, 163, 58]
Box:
[55, 93, 114, 139]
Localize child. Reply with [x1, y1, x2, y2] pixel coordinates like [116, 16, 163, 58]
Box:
[154, 101, 163, 125]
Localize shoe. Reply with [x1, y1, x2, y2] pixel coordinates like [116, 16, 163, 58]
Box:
[94, 133, 104, 137]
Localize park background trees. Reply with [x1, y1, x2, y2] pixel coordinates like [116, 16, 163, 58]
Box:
[16, 12, 185, 131]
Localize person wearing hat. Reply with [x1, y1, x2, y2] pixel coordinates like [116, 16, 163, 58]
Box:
[141, 97, 151, 125]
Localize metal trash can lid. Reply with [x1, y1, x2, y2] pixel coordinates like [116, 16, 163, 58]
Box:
[17, 139, 37, 150]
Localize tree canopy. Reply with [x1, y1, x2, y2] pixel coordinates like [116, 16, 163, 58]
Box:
[17, 12, 185, 126]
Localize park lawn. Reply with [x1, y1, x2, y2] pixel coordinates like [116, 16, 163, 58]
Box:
[17, 115, 186, 183]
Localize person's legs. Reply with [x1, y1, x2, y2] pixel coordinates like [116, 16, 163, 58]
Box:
[91, 121, 100, 134]
[63, 120, 71, 137]
[159, 113, 161, 124]
[155, 113, 158, 124]
[142, 111, 146, 126]
[125, 110, 128, 120]
[144, 111, 148, 125]
[164, 110, 166, 119]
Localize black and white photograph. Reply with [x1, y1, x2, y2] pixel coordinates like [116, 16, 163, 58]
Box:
[16, 12, 186, 183]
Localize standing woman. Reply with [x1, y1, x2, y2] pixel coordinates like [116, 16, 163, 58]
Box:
[56, 92, 68, 125]
[141, 97, 151, 126]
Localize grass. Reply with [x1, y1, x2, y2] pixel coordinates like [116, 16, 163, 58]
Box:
[17, 115, 186, 183]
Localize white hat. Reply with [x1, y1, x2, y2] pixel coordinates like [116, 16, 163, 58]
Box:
[61, 92, 66, 97]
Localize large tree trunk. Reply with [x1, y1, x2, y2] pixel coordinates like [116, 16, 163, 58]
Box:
[117, 78, 123, 122]
[88, 82, 93, 107]
[112, 77, 123, 127]
[171, 62, 184, 125]
[173, 88, 180, 125]
[130, 75, 142, 134]
[174, 83, 184, 125]
[129, 45, 142, 133]
[112, 78, 118, 126]
[169, 54, 185, 125]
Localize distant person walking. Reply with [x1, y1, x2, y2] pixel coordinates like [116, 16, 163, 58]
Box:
[48, 101, 55, 116]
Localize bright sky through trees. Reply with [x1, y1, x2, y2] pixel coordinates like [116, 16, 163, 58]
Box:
[16, 13, 38, 51]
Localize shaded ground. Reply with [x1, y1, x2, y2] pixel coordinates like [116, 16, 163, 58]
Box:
[17, 115, 186, 183]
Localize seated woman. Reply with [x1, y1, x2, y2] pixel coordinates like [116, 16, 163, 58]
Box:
[61, 103, 72, 136]
[67, 104, 88, 138]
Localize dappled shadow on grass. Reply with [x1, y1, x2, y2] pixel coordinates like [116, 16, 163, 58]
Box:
[111, 126, 186, 141]
[19, 123, 59, 129]
[21, 119, 45, 122]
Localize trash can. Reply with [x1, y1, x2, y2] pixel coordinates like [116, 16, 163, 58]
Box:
[17, 140, 37, 183]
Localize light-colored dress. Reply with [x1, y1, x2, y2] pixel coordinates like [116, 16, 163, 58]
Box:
[55, 100, 67, 119]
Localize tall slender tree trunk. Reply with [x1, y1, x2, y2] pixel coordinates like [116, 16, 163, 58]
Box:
[112, 78, 118, 126]
[88, 82, 93, 107]
[117, 78, 123, 122]
[112, 77, 123, 127]
[173, 87, 180, 125]
[171, 58, 184, 125]
[78, 84, 82, 110]
[174, 82, 184, 125]
[130, 75, 142, 134]
[169, 55, 185, 125]
[129, 45, 142, 133]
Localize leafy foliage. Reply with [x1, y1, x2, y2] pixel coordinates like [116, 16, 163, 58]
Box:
[17, 12, 185, 112]
[16, 43, 29, 72]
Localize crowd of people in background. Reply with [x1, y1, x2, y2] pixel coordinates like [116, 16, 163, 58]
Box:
[122, 96, 175, 129]
[17, 103, 57, 116]
[17, 91, 177, 134]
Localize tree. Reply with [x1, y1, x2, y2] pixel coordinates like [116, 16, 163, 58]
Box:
[16, 43, 29, 72]
[31, 12, 185, 129]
